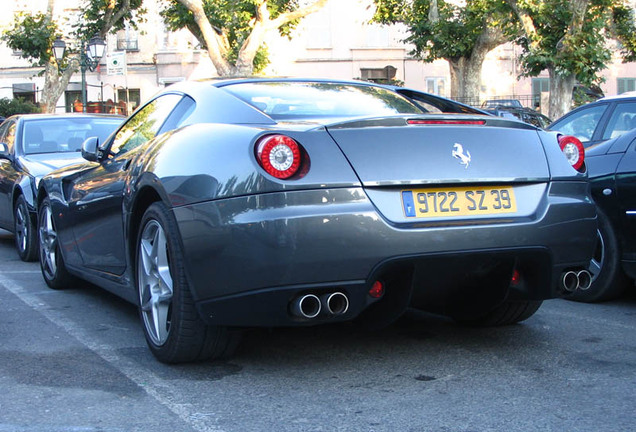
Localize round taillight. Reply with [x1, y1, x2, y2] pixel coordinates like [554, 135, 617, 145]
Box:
[256, 135, 301, 179]
[558, 135, 585, 171]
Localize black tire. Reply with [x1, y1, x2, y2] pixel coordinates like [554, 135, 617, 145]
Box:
[136, 202, 240, 364]
[567, 207, 628, 302]
[38, 196, 76, 289]
[14, 194, 38, 261]
[453, 300, 543, 327]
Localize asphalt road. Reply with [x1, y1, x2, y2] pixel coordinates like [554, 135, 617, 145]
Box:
[0, 228, 635, 432]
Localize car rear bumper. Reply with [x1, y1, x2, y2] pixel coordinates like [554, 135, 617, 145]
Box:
[172, 183, 596, 327]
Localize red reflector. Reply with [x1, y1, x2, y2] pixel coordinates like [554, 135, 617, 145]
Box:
[369, 280, 385, 298]
[558, 134, 585, 171]
[407, 119, 486, 125]
[511, 269, 521, 286]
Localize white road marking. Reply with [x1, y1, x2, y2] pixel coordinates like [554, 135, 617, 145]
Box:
[0, 273, 226, 432]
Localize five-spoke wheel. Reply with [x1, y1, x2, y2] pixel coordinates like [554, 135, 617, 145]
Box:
[14, 195, 37, 261]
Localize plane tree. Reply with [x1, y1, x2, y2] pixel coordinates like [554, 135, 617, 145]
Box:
[1, 0, 144, 113]
[161, 0, 329, 76]
[373, 0, 519, 101]
[507, 0, 636, 119]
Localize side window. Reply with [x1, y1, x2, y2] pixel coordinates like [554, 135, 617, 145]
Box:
[1, 122, 17, 153]
[602, 102, 636, 140]
[550, 104, 607, 142]
[157, 96, 195, 135]
[109, 94, 183, 156]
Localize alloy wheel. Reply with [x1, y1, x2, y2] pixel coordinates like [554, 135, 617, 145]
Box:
[15, 202, 28, 253]
[589, 228, 604, 282]
[39, 204, 57, 279]
[138, 219, 174, 346]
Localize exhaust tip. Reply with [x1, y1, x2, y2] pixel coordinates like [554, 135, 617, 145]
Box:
[291, 294, 321, 319]
[322, 292, 349, 315]
[562, 271, 579, 292]
[577, 270, 592, 290]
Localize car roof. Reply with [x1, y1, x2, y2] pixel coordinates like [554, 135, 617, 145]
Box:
[10, 113, 124, 121]
[597, 92, 636, 101]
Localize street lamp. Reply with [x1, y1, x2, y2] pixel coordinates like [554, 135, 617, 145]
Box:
[53, 35, 106, 113]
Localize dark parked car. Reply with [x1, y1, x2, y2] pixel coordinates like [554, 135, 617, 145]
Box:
[0, 114, 123, 260]
[481, 99, 523, 109]
[36, 79, 596, 363]
[485, 106, 552, 129]
[573, 128, 636, 301]
[548, 93, 636, 147]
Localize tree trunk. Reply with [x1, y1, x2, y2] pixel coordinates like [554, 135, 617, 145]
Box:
[447, 26, 506, 103]
[548, 68, 575, 120]
[448, 56, 483, 103]
[39, 60, 74, 113]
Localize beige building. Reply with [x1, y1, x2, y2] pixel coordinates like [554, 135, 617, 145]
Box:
[1, 0, 635, 115]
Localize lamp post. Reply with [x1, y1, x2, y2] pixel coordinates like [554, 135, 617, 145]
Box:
[53, 35, 106, 113]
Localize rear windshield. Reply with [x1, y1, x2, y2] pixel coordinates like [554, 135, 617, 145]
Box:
[221, 82, 424, 119]
[22, 117, 122, 155]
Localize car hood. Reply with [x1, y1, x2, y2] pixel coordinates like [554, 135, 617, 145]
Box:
[19, 153, 86, 177]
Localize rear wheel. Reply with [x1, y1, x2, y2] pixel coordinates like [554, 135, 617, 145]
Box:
[38, 197, 75, 289]
[567, 207, 628, 302]
[453, 299, 543, 327]
[14, 194, 37, 262]
[137, 202, 240, 363]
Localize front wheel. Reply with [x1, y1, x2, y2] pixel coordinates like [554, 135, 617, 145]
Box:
[38, 196, 75, 289]
[136, 202, 239, 363]
[14, 194, 37, 262]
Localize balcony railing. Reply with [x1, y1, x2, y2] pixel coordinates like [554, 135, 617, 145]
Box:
[116, 38, 139, 52]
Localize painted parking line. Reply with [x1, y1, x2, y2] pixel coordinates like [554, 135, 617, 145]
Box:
[0, 273, 226, 432]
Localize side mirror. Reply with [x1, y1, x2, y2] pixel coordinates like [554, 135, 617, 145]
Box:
[81, 136, 100, 162]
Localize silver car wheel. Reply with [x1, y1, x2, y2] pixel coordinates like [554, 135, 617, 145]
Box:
[15, 201, 28, 253]
[138, 219, 174, 346]
[589, 228, 604, 282]
[39, 203, 57, 278]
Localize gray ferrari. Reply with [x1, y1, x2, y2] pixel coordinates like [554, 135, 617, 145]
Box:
[37, 79, 597, 363]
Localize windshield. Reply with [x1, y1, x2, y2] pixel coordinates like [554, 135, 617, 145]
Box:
[221, 82, 424, 119]
[22, 117, 122, 155]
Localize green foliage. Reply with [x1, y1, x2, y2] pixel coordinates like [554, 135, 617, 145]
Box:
[161, 0, 301, 72]
[373, 0, 518, 62]
[0, 98, 40, 117]
[1, 12, 58, 66]
[76, 0, 146, 40]
[515, 0, 636, 87]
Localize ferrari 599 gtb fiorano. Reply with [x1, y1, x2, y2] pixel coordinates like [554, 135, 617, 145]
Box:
[36, 79, 597, 363]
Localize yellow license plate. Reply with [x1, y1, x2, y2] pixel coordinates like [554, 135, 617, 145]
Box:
[401, 186, 517, 218]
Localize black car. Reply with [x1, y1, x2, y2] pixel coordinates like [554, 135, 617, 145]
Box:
[0, 113, 123, 260]
[485, 106, 552, 129]
[573, 128, 636, 301]
[549, 93, 636, 147]
[36, 79, 595, 363]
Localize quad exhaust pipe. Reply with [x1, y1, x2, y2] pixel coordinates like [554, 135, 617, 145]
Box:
[290, 292, 349, 319]
[561, 269, 592, 292]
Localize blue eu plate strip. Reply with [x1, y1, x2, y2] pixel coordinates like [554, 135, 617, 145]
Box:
[402, 191, 415, 217]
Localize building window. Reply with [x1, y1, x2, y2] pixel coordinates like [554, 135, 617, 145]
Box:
[426, 77, 446, 96]
[532, 78, 549, 108]
[116, 27, 139, 52]
[617, 78, 636, 94]
[12, 83, 36, 104]
[361, 66, 397, 84]
[117, 88, 141, 114]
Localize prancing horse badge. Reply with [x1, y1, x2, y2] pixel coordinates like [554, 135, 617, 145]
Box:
[452, 143, 471, 169]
